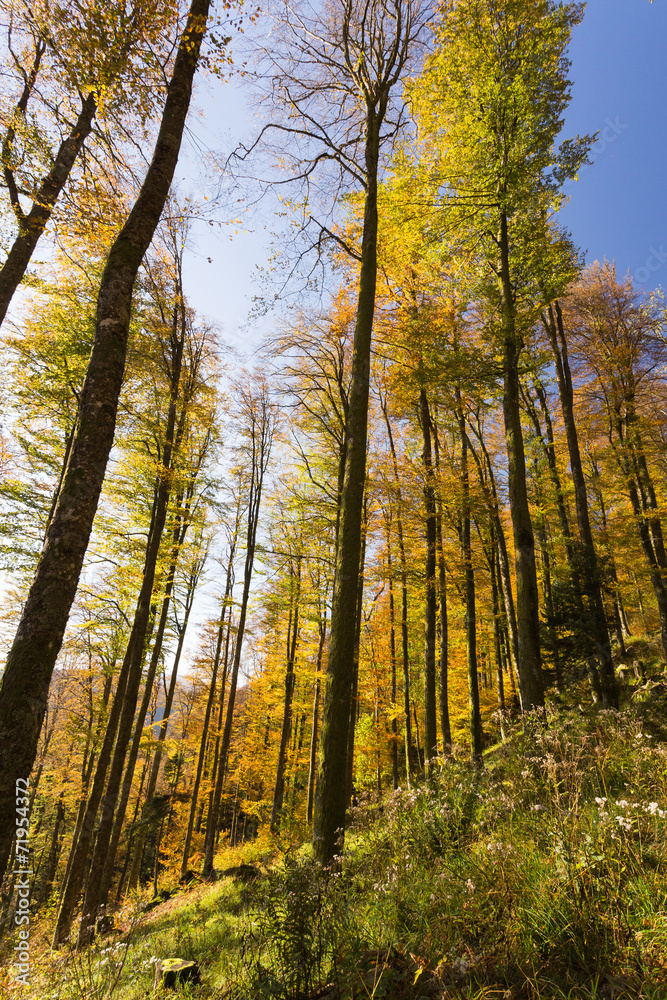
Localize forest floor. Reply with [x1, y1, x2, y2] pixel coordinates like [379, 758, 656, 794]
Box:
[4, 639, 667, 1000]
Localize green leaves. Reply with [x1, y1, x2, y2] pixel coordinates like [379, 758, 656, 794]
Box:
[399, 0, 591, 306]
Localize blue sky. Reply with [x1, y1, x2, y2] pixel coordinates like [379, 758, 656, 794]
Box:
[181, 0, 667, 348]
[98, 0, 667, 674]
[558, 0, 667, 287]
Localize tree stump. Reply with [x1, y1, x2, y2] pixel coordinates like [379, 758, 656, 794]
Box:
[153, 958, 200, 991]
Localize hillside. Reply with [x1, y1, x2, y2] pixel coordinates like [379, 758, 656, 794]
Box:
[6, 659, 667, 1000]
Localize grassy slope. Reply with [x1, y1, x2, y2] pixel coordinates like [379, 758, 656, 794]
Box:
[4, 643, 667, 1000]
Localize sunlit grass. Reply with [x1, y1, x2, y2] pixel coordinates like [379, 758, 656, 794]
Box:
[8, 665, 667, 1000]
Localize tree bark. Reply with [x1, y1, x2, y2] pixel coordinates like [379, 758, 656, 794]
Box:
[457, 395, 482, 759]
[345, 505, 367, 810]
[180, 602, 226, 882]
[543, 301, 619, 705]
[616, 399, 667, 657]
[99, 551, 199, 905]
[521, 378, 575, 573]
[313, 103, 381, 864]
[52, 656, 132, 946]
[306, 610, 326, 826]
[385, 520, 400, 788]
[77, 311, 187, 947]
[419, 388, 438, 768]
[589, 456, 627, 656]
[489, 527, 505, 712]
[499, 210, 543, 710]
[52, 664, 112, 924]
[380, 397, 415, 783]
[202, 398, 272, 877]
[0, 0, 211, 885]
[468, 420, 521, 704]
[270, 555, 301, 832]
[127, 499, 205, 892]
[532, 475, 563, 692]
[431, 414, 451, 749]
[37, 793, 65, 906]
[197, 606, 235, 866]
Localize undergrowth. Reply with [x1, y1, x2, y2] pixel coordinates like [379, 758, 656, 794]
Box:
[229, 700, 667, 999]
[5, 691, 667, 1000]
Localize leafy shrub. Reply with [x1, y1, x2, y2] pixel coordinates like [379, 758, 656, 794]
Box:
[234, 851, 357, 999]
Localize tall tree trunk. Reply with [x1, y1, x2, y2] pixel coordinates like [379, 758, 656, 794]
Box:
[127, 499, 207, 892]
[457, 396, 482, 759]
[114, 752, 149, 903]
[468, 421, 522, 704]
[432, 415, 451, 749]
[128, 607, 209, 893]
[198, 611, 233, 845]
[380, 396, 414, 782]
[99, 554, 199, 906]
[521, 378, 575, 572]
[588, 455, 627, 656]
[271, 555, 301, 832]
[490, 528, 505, 713]
[0, 0, 211, 884]
[100, 490, 193, 892]
[202, 402, 272, 878]
[419, 388, 438, 768]
[180, 604, 226, 882]
[499, 211, 543, 709]
[128, 516, 240, 889]
[623, 463, 667, 657]
[78, 314, 187, 947]
[53, 658, 131, 946]
[617, 405, 667, 658]
[166, 521, 238, 887]
[543, 301, 619, 705]
[412, 701, 423, 770]
[53, 665, 112, 921]
[385, 519, 399, 789]
[306, 610, 327, 826]
[532, 475, 563, 692]
[37, 793, 65, 906]
[288, 709, 307, 817]
[313, 105, 381, 863]
[345, 505, 367, 810]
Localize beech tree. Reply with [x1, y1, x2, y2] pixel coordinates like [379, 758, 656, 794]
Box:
[0, 0, 217, 884]
[378, 389, 416, 779]
[537, 297, 618, 706]
[563, 263, 667, 662]
[236, 0, 428, 861]
[255, 0, 428, 864]
[52, 236, 217, 946]
[0, 0, 182, 325]
[199, 377, 275, 878]
[403, 0, 592, 710]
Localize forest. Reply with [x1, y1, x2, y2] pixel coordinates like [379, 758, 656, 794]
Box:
[0, 0, 666, 997]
